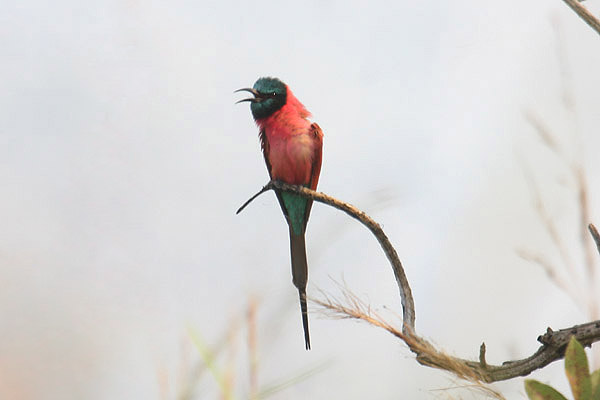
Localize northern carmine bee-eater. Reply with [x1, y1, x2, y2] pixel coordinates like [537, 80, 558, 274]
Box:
[236, 77, 323, 350]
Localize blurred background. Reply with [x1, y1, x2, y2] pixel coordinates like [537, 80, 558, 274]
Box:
[1, 0, 600, 398]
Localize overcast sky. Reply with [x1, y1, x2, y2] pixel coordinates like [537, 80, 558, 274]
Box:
[1, 1, 600, 399]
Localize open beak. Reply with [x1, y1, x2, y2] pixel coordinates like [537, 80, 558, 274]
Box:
[234, 88, 262, 104]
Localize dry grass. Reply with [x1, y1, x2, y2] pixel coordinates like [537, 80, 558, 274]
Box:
[313, 289, 506, 400]
[519, 20, 599, 366]
[167, 295, 328, 400]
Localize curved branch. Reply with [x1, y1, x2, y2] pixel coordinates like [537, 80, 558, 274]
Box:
[237, 180, 415, 334]
[237, 182, 600, 383]
[562, 0, 600, 36]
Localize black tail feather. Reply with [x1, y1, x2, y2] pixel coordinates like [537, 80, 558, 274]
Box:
[289, 230, 311, 350]
[299, 289, 311, 350]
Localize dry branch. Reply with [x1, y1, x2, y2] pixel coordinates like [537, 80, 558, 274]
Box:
[561, 0, 600, 36]
[238, 181, 600, 384]
[238, 181, 415, 335]
[590, 223, 600, 256]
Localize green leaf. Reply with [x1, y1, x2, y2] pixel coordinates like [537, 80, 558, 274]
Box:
[565, 336, 592, 400]
[591, 369, 600, 400]
[524, 379, 568, 400]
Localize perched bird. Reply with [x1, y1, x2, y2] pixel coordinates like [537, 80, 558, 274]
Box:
[236, 77, 323, 350]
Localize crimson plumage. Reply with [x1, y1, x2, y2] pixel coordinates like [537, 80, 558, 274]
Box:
[237, 77, 323, 349]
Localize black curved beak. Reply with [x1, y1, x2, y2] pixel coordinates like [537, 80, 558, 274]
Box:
[234, 88, 262, 104]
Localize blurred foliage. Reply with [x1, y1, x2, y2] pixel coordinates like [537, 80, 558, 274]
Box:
[525, 337, 600, 400]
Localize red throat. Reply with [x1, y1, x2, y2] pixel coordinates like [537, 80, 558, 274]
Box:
[255, 86, 311, 133]
[254, 85, 321, 187]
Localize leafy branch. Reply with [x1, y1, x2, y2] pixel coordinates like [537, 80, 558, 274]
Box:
[525, 336, 600, 400]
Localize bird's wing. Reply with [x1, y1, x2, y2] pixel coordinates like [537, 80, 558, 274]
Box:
[307, 123, 323, 190]
[259, 128, 273, 178]
[261, 128, 293, 229]
[302, 123, 324, 226]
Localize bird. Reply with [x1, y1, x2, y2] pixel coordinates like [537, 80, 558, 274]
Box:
[236, 77, 323, 350]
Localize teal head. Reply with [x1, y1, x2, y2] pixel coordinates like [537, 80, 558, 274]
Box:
[235, 77, 288, 120]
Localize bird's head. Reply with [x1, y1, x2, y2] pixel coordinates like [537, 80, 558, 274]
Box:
[235, 77, 287, 120]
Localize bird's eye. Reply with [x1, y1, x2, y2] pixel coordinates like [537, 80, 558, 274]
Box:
[272, 92, 276, 97]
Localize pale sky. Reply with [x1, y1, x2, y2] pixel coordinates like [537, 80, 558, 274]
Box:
[1, 1, 599, 399]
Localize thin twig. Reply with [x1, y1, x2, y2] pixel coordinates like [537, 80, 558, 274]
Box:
[590, 224, 600, 256]
[239, 182, 600, 383]
[561, 0, 600, 36]
[236, 184, 271, 215]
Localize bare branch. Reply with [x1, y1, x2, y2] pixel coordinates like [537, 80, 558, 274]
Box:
[561, 0, 600, 36]
[236, 184, 271, 214]
[238, 180, 416, 334]
[239, 181, 600, 383]
[590, 223, 600, 256]
[316, 287, 600, 384]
